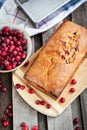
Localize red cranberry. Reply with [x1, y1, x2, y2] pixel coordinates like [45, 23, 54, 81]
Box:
[22, 53, 27, 59]
[2, 51, 7, 57]
[22, 125, 29, 130]
[3, 26, 10, 32]
[21, 39, 27, 45]
[59, 97, 66, 103]
[40, 100, 45, 105]
[18, 33, 24, 39]
[3, 120, 9, 127]
[32, 126, 39, 130]
[16, 55, 21, 61]
[4, 109, 9, 115]
[73, 118, 80, 124]
[6, 65, 12, 70]
[64, 50, 69, 55]
[7, 104, 12, 110]
[21, 122, 26, 127]
[61, 55, 65, 59]
[70, 88, 75, 93]
[4, 60, 10, 67]
[2, 87, 8, 92]
[4, 38, 10, 44]
[2, 116, 7, 121]
[35, 100, 41, 105]
[12, 63, 16, 69]
[71, 79, 77, 85]
[13, 50, 18, 56]
[20, 85, 25, 90]
[8, 112, 13, 118]
[46, 104, 51, 109]
[75, 126, 80, 130]
[15, 84, 21, 89]
[29, 88, 34, 94]
[24, 61, 29, 66]
[13, 29, 19, 35]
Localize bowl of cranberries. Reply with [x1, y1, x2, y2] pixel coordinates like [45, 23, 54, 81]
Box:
[0, 25, 32, 72]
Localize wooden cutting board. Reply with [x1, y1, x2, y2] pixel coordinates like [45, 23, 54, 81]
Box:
[13, 48, 87, 117]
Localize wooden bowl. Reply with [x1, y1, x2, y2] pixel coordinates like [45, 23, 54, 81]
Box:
[0, 24, 32, 73]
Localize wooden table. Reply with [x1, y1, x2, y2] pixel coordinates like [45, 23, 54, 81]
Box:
[0, 2, 87, 130]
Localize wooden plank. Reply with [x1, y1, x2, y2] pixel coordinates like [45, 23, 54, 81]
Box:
[71, 2, 87, 130]
[42, 21, 73, 130]
[12, 37, 38, 130]
[0, 73, 13, 130]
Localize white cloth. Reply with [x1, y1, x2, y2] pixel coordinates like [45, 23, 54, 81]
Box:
[0, 0, 86, 36]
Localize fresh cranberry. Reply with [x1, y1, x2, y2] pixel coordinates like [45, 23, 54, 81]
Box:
[3, 120, 9, 127]
[7, 104, 12, 110]
[18, 33, 24, 39]
[4, 47, 8, 52]
[21, 39, 27, 45]
[8, 112, 13, 118]
[12, 63, 16, 69]
[46, 104, 51, 109]
[15, 41, 21, 46]
[20, 85, 25, 90]
[22, 125, 29, 130]
[40, 100, 45, 105]
[21, 122, 26, 127]
[2, 51, 7, 57]
[8, 36, 13, 40]
[6, 65, 12, 70]
[75, 126, 80, 130]
[24, 61, 29, 66]
[4, 60, 10, 67]
[13, 50, 18, 56]
[4, 109, 9, 115]
[15, 84, 21, 89]
[61, 55, 65, 59]
[71, 79, 77, 85]
[2, 116, 7, 121]
[59, 97, 66, 103]
[32, 126, 39, 130]
[13, 29, 19, 35]
[29, 88, 34, 94]
[35, 100, 41, 105]
[64, 50, 69, 55]
[1, 87, 8, 92]
[16, 56, 21, 61]
[4, 38, 10, 44]
[2, 26, 10, 32]
[73, 118, 80, 124]
[70, 88, 75, 93]
[22, 53, 27, 59]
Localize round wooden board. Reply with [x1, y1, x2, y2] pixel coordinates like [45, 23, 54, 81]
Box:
[13, 49, 87, 117]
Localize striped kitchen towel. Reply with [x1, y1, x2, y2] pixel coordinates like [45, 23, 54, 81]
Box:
[0, 0, 86, 36]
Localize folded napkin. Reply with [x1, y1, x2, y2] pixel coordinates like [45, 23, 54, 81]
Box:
[0, 0, 86, 36]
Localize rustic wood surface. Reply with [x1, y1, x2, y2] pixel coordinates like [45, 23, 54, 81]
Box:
[0, 1, 87, 130]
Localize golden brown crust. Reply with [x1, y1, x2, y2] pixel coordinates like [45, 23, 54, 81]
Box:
[25, 20, 87, 97]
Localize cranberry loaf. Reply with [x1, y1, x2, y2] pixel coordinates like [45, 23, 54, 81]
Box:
[25, 21, 87, 97]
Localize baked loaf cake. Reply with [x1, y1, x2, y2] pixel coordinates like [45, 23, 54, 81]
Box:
[25, 21, 87, 97]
